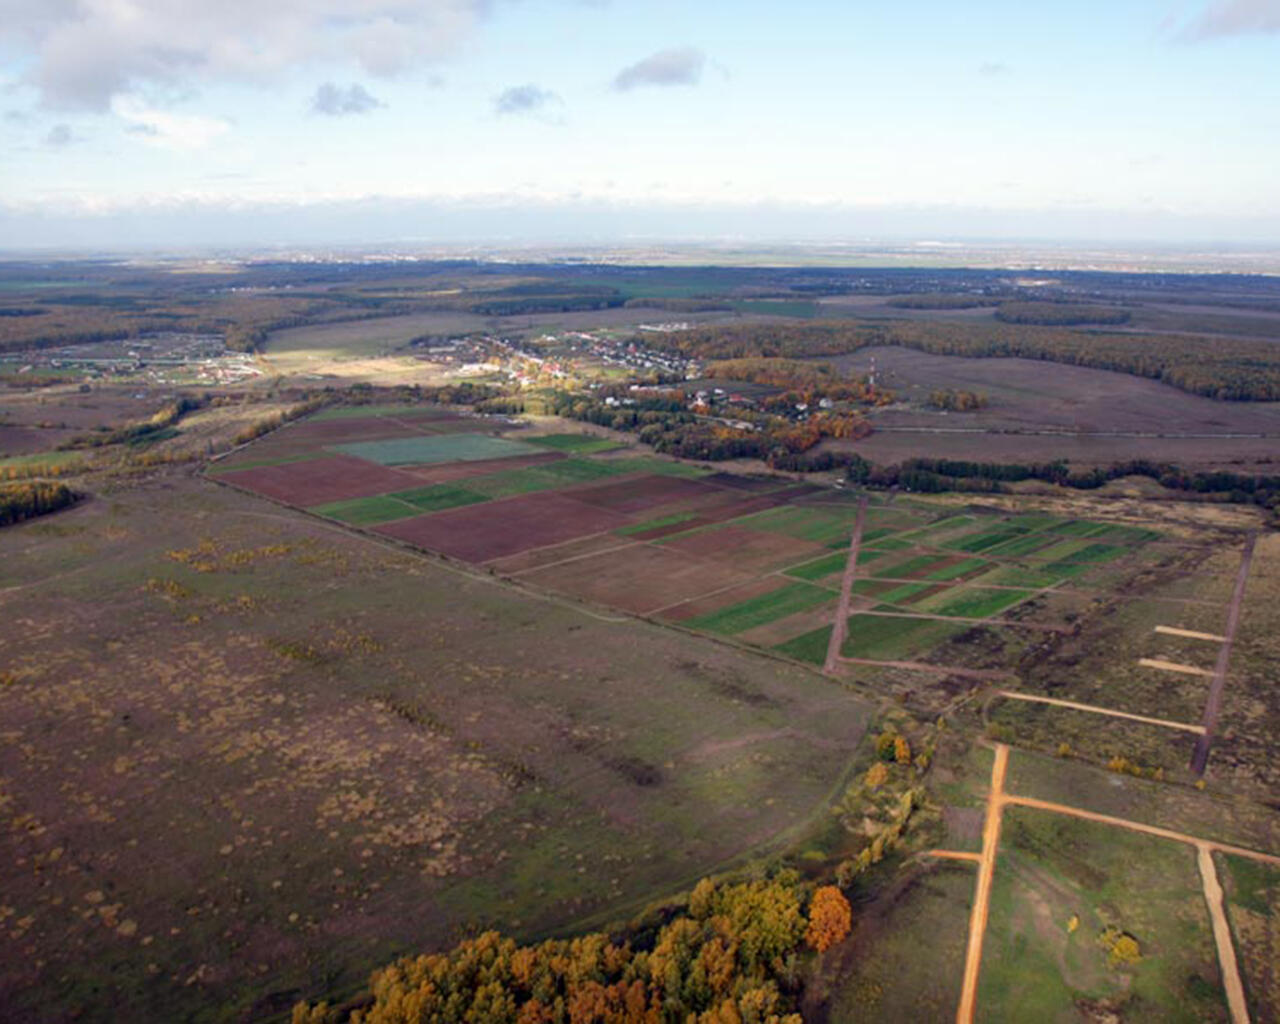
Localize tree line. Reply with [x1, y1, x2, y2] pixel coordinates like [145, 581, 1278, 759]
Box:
[841, 456, 1280, 509]
[292, 872, 851, 1024]
[660, 320, 1280, 400]
[0, 481, 79, 527]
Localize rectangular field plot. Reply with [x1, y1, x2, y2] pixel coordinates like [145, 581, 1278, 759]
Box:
[374, 491, 631, 562]
[979, 807, 1229, 1023]
[659, 524, 829, 573]
[219, 454, 425, 505]
[519, 543, 754, 616]
[1216, 853, 1280, 1024]
[560, 473, 729, 515]
[332, 433, 543, 466]
[915, 586, 1036, 619]
[682, 581, 834, 635]
[310, 484, 490, 524]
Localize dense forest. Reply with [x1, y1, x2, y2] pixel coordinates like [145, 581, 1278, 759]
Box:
[662, 321, 1280, 400]
[293, 872, 850, 1024]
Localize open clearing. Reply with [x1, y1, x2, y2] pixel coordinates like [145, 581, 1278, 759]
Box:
[0, 475, 872, 1022]
[823, 346, 1280, 470]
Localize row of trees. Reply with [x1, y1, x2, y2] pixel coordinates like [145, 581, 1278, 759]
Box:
[842, 455, 1280, 509]
[926, 389, 988, 411]
[294, 874, 852, 1024]
[0, 481, 79, 527]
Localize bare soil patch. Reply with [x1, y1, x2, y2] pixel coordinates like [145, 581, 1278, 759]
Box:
[221, 454, 424, 505]
[521, 543, 754, 616]
[562, 473, 727, 515]
[374, 491, 630, 563]
[661, 525, 828, 573]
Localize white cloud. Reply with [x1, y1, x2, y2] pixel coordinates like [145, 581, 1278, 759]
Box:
[311, 82, 384, 116]
[1180, 0, 1280, 38]
[494, 83, 561, 117]
[111, 96, 229, 150]
[612, 47, 705, 91]
[0, 0, 491, 110]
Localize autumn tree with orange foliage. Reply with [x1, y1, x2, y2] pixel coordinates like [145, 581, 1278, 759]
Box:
[805, 886, 853, 953]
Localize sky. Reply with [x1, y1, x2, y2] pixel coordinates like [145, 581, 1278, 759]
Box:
[1, 0, 1279, 250]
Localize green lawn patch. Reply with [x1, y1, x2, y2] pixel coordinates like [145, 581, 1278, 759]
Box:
[736, 505, 862, 546]
[309, 403, 443, 422]
[388, 485, 490, 513]
[983, 532, 1063, 558]
[333, 433, 542, 466]
[308, 494, 419, 525]
[532, 457, 629, 483]
[684, 582, 833, 636]
[841, 615, 967, 660]
[944, 528, 1029, 553]
[926, 557, 991, 581]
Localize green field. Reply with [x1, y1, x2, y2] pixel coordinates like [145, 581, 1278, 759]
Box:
[979, 807, 1228, 1023]
[1217, 853, 1280, 1023]
[333, 433, 543, 465]
[311, 484, 489, 523]
[921, 586, 1034, 619]
[684, 582, 834, 635]
[774, 613, 967, 664]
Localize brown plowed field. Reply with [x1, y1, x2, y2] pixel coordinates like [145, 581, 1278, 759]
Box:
[658, 577, 795, 623]
[398, 451, 565, 483]
[630, 487, 826, 540]
[660, 525, 828, 573]
[561, 474, 727, 515]
[220, 454, 425, 505]
[487, 533, 640, 575]
[373, 491, 631, 562]
[521, 544, 754, 616]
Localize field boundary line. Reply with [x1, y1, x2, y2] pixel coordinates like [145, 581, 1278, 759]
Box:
[956, 743, 1008, 1024]
[926, 850, 982, 863]
[824, 495, 868, 674]
[1197, 845, 1250, 1024]
[1001, 795, 1280, 866]
[994, 691, 1206, 734]
[1138, 657, 1214, 677]
[504, 539, 643, 576]
[1156, 625, 1227, 642]
[1191, 532, 1257, 775]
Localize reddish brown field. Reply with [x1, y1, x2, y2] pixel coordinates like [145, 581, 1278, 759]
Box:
[487, 533, 638, 575]
[374, 491, 631, 562]
[220, 454, 423, 505]
[399, 451, 565, 484]
[627, 487, 824, 540]
[660, 525, 828, 573]
[520, 543, 753, 615]
[561, 474, 728, 515]
[701, 473, 787, 492]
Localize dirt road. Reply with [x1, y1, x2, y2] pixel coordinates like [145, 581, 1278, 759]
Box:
[995, 691, 1206, 734]
[956, 743, 1009, 1024]
[1197, 845, 1251, 1024]
[824, 495, 868, 674]
[1191, 532, 1257, 774]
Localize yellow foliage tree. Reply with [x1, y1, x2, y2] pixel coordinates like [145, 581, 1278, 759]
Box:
[805, 886, 852, 953]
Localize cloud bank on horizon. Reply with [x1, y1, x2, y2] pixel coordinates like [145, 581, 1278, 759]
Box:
[1, 0, 1278, 247]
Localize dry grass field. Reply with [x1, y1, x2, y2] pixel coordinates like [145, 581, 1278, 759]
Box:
[0, 474, 873, 1021]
